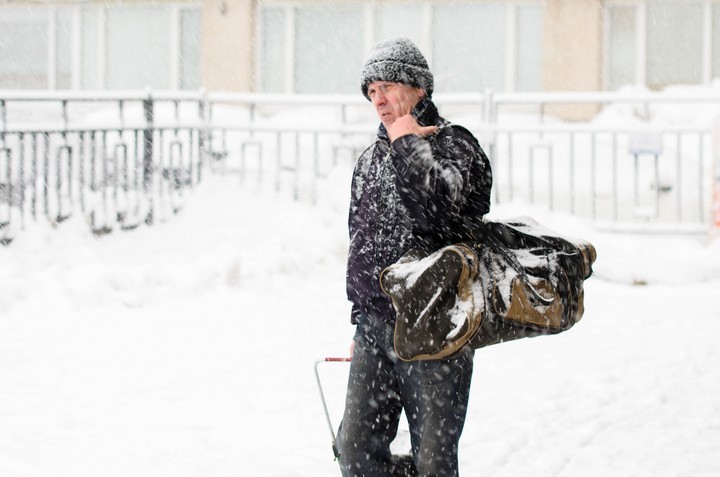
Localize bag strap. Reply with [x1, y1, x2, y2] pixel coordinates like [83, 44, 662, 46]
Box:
[470, 221, 555, 306]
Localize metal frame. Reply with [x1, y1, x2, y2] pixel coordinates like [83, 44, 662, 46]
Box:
[313, 357, 352, 459]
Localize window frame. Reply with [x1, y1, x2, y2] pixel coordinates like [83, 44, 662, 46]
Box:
[0, 2, 202, 90]
[604, 0, 720, 90]
[255, 0, 544, 94]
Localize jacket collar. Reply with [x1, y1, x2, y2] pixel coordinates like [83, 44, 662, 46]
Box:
[413, 97, 440, 127]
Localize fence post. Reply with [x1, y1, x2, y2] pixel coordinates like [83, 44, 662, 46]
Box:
[198, 88, 208, 184]
[0, 99, 6, 144]
[143, 91, 154, 224]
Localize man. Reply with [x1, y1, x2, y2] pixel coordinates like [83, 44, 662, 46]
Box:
[336, 38, 493, 476]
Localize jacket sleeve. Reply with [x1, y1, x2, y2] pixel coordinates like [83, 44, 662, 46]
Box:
[389, 126, 490, 235]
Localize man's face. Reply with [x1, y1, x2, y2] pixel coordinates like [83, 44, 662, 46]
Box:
[367, 81, 425, 128]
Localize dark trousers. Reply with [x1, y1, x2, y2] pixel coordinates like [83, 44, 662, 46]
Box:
[336, 315, 474, 477]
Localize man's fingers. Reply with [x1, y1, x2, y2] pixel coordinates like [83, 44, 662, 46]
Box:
[388, 115, 438, 142]
[417, 125, 438, 137]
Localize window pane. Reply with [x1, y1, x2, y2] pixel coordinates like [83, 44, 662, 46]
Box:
[81, 7, 101, 89]
[56, 8, 73, 89]
[260, 7, 286, 93]
[374, 3, 424, 46]
[106, 6, 171, 89]
[180, 9, 201, 90]
[0, 8, 48, 89]
[433, 3, 505, 92]
[294, 5, 364, 94]
[607, 6, 636, 90]
[647, 3, 702, 87]
[516, 5, 543, 91]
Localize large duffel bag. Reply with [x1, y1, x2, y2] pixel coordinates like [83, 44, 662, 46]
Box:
[380, 217, 596, 362]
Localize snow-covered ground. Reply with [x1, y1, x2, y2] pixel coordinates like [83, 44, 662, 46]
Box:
[3, 86, 720, 476]
[2, 157, 719, 476]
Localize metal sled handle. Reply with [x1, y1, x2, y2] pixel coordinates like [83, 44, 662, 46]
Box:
[314, 357, 352, 455]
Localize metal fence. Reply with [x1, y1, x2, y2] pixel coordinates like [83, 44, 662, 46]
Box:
[485, 90, 720, 233]
[0, 92, 208, 244]
[2, 89, 719, 245]
[488, 123, 714, 231]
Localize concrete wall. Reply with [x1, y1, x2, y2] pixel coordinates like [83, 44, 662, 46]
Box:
[201, 0, 255, 92]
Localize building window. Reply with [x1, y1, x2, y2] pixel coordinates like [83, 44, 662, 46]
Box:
[55, 8, 74, 90]
[373, 2, 426, 49]
[0, 8, 49, 89]
[605, 0, 720, 90]
[607, 5, 637, 90]
[257, 0, 544, 94]
[80, 6, 101, 89]
[259, 7, 287, 93]
[515, 4, 543, 91]
[433, 3, 506, 92]
[180, 9, 202, 90]
[106, 6, 172, 90]
[646, 2, 703, 88]
[294, 4, 364, 94]
[0, 3, 201, 90]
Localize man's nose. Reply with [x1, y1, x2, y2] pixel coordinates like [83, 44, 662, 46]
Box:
[373, 91, 386, 105]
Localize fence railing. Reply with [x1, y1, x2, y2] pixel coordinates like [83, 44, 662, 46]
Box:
[488, 123, 713, 231]
[2, 89, 720, 244]
[0, 93, 207, 244]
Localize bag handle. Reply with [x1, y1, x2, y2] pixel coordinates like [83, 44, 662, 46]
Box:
[470, 221, 555, 306]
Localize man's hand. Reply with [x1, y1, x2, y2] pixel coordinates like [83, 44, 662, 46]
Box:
[387, 114, 438, 143]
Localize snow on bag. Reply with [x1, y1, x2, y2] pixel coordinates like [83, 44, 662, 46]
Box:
[380, 217, 597, 362]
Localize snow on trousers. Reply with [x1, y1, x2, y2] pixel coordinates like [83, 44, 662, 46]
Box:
[336, 314, 474, 477]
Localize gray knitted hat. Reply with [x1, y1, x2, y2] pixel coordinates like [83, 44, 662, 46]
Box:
[360, 37, 434, 100]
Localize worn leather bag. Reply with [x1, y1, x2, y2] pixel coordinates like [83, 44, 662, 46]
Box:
[380, 217, 596, 362]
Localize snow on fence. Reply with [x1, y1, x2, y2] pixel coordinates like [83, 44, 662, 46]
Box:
[1, 89, 719, 244]
[0, 93, 205, 244]
[489, 123, 713, 230]
[486, 90, 720, 233]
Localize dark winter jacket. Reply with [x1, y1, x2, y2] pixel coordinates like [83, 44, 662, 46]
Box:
[346, 98, 492, 323]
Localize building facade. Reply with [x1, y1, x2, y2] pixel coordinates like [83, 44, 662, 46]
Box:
[2, 0, 720, 95]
